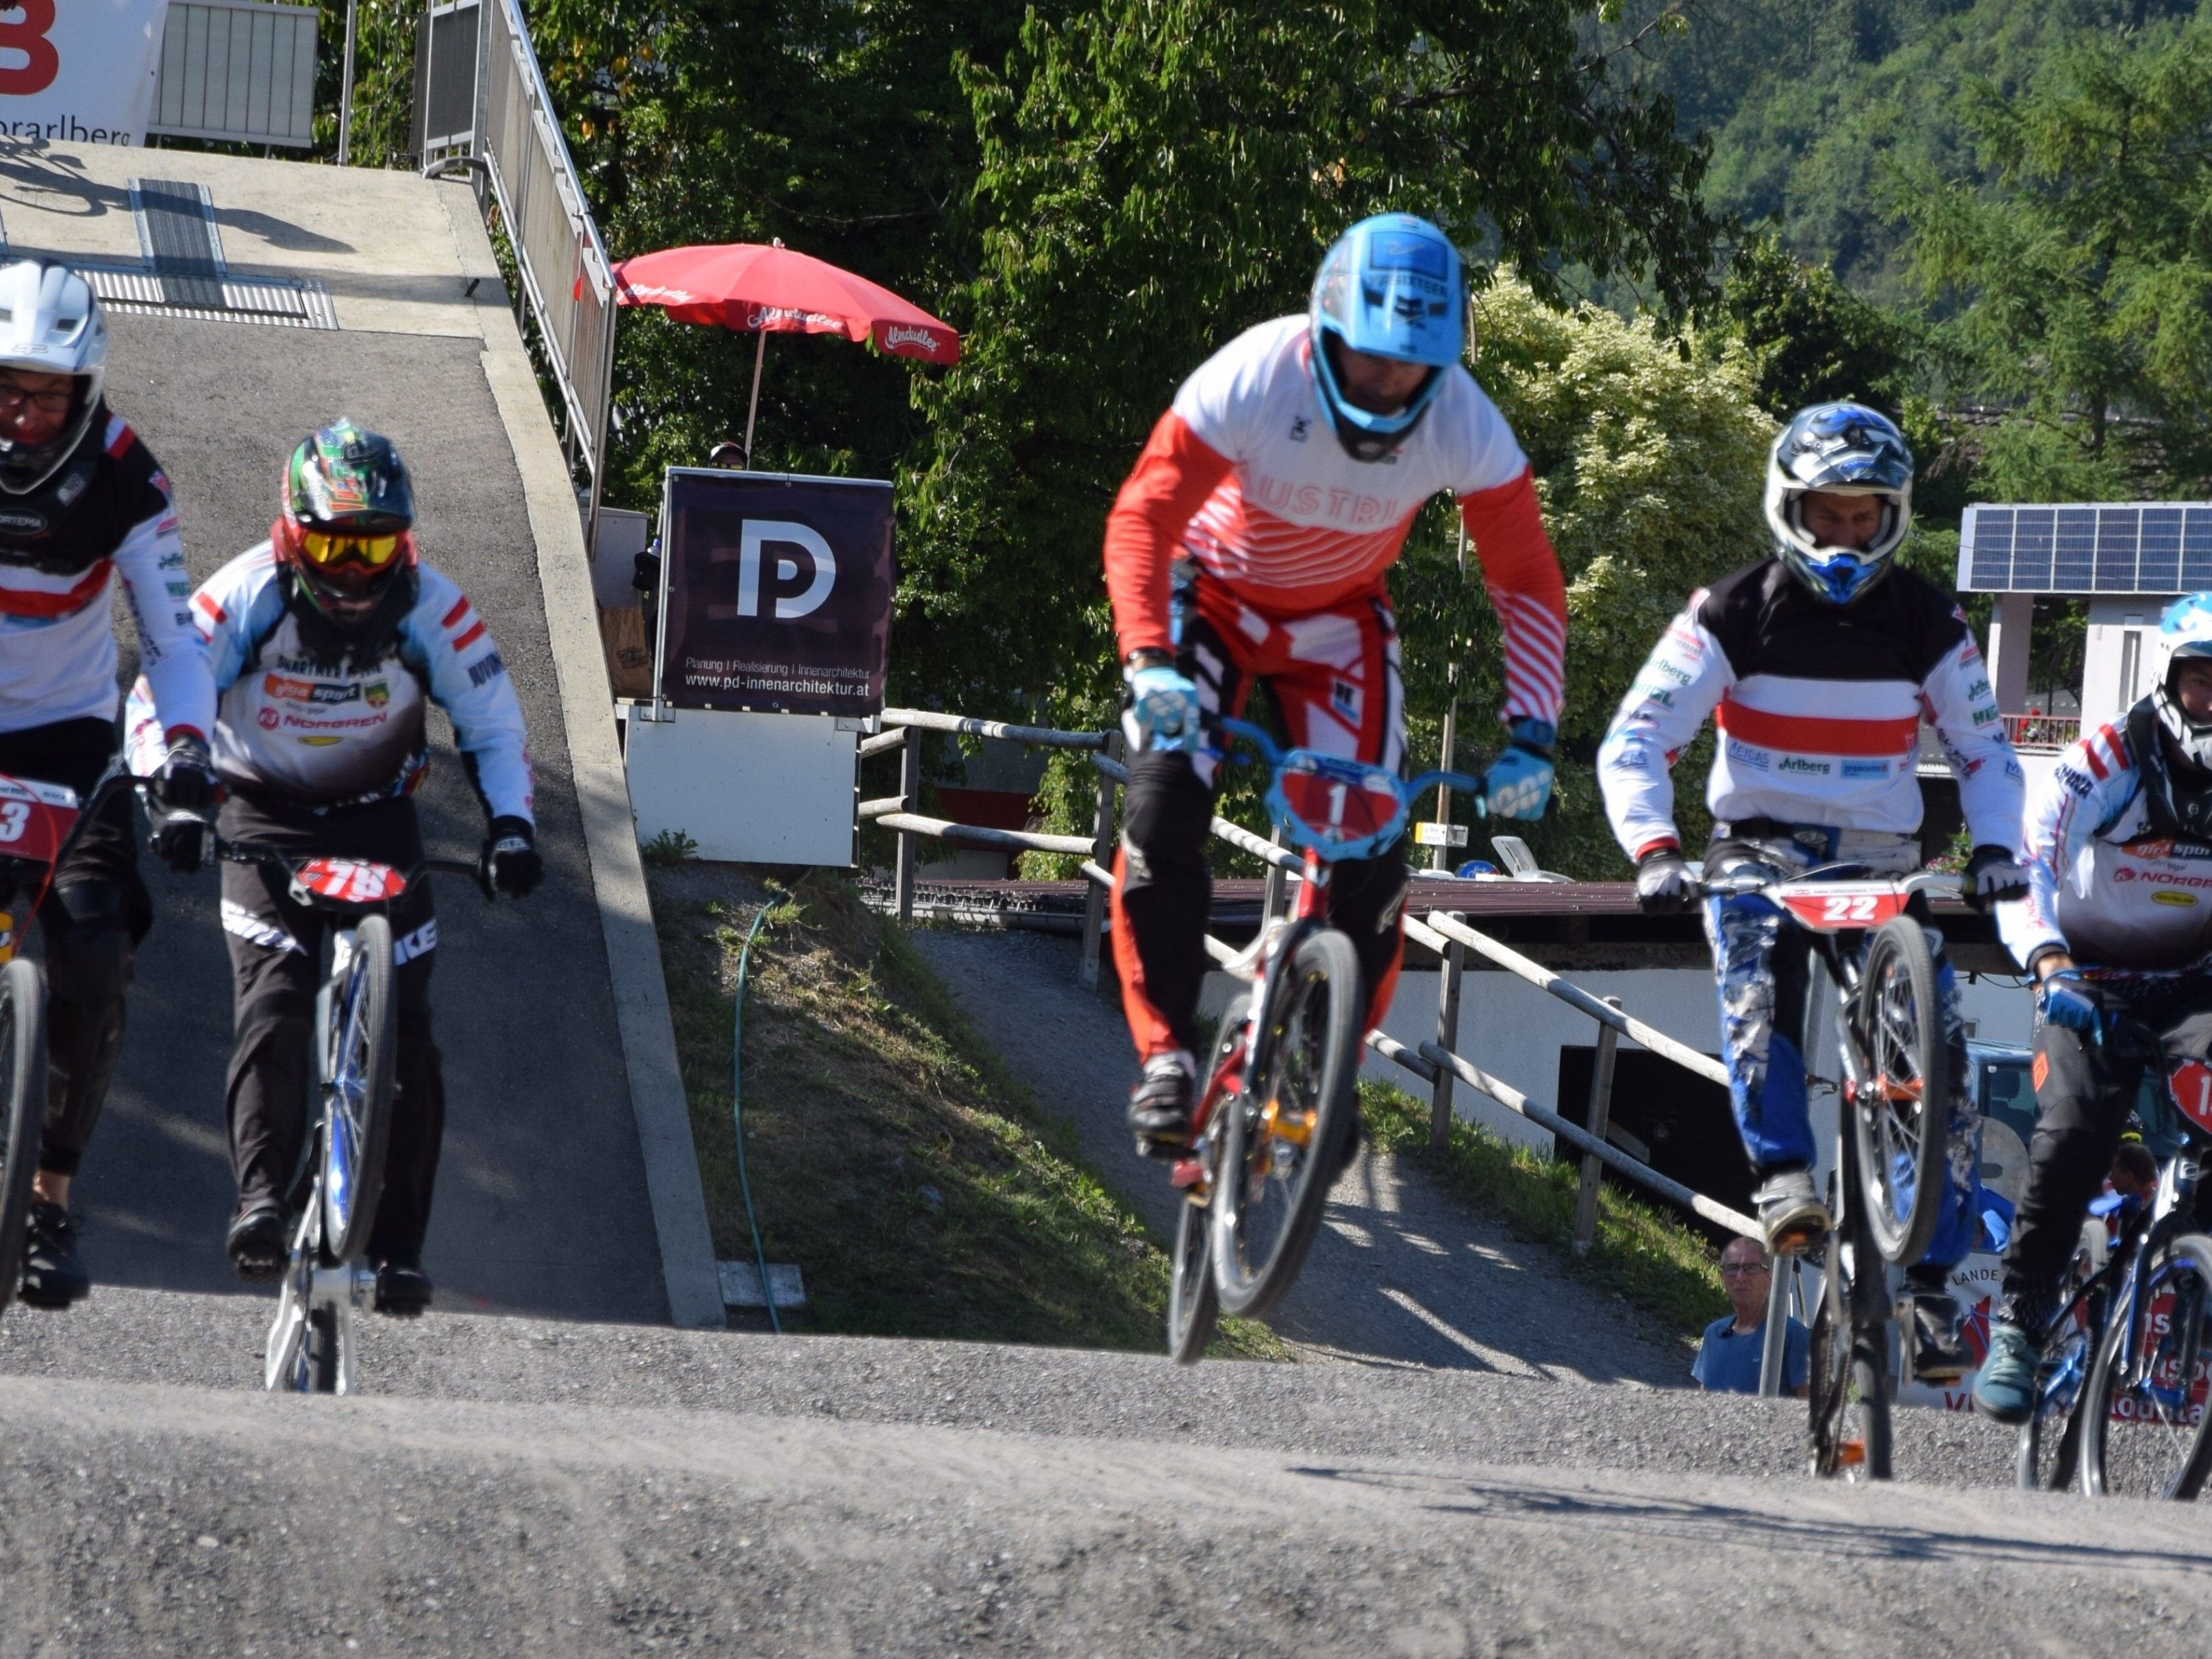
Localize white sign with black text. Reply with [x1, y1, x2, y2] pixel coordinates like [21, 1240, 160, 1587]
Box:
[0, 0, 170, 147]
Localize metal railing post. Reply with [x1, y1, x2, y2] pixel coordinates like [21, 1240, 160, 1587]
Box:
[1572, 997, 1624, 1253]
[1430, 938, 1463, 1150]
[893, 725, 919, 925]
[1759, 1254, 1793, 1398]
[1080, 734, 1120, 989]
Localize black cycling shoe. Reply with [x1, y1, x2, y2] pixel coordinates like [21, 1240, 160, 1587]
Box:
[1328, 1109, 1366, 1182]
[1127, 1052, 1196, 1158]
[19, 1201, 90, 1308]
[373, 1256, 433, 1318]
[225, 1198, 290, 1282]
[1900, 1290, 1972, 1384]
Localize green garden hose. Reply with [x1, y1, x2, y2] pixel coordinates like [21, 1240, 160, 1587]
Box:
[731, 904, 780, 1334]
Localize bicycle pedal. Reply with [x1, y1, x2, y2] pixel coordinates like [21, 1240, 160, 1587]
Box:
[1169, 1158, 1206, 1190]
[1133, 1134, 1187, 1162]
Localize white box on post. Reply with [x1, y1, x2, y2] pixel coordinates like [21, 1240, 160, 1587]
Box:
[625, 708, 854, 866]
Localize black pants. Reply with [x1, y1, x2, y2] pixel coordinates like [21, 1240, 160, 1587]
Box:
[0, 717, 145, 1179]
[220, 791, 443, 1261]
[2002, 976, 2212, 1327]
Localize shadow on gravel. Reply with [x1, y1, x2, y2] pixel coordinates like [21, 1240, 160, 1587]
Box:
[1287, 1465, 2209, 1572]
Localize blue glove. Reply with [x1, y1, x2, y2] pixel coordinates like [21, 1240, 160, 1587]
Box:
[1121, 661, 1202, 753]
[2037, 968, 2115, 1039]
[1482, 718, 1556, 821]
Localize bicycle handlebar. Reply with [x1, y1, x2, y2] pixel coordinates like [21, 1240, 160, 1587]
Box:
[213, 838, 496, 904]
[1213, 716, 1487, 816]
[1690, 866, 1970, 901]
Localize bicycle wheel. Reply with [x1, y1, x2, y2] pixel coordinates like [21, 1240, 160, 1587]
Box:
[1809, 1182, 1893, 1481]
[2080, 1232, 2212, 1500]
[1210, 927, 1360, 1319]
[321, 916, 397, 1264]
[1850, 916, 1949, 1265]
[1167, 995, 1245, 1364]
[0, 958, 45, 1314]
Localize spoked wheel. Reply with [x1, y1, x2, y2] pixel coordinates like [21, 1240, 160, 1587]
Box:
[0, 958, 46, 1315]
[1210, 928, 1360, 1320]
[1809, 1182, 1893, 1482]
[1167, 995, 1245, 1364]
[2080, 1232, 2212, 1500]
[320, 916, 397, 1265]
[1850, 916, 1949, 1265]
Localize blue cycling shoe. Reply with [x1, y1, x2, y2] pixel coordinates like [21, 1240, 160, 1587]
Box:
[1972, 1321, 2039, 1425]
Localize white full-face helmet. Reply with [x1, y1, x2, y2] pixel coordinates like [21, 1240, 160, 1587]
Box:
[2151, 593, 2212, 772]
[0, 259, 106, 496]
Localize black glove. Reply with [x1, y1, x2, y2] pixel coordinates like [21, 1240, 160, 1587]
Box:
[1634, 847, 1695, 914]
[152, 734, 222, 814]
[482, 815, 542, 899]
[1963, 844, 2029, 912]
[150, 810, 213, 876]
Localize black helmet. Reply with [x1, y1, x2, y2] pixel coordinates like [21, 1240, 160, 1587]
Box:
[275, 420, 418, 632]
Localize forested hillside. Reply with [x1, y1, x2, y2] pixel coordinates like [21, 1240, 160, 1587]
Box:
[1619, 0, 2200, 297]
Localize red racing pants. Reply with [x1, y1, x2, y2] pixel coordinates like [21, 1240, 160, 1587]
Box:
[1111, 562, 1411, 1060]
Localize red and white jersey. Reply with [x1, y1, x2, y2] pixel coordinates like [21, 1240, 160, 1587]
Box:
[2001, 710, 2212, 973]
[1104, 314, 1565, 726]
[1598, 558, 2024, 859]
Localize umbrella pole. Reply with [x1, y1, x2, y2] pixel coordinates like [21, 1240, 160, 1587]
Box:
[741, 330, 767, 470]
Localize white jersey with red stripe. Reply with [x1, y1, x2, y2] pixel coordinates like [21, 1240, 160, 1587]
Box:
[1598, 557, 2023, 859]
[2000, 710, 2212, 973]
[128, 542, 532, 820]
[0, 411, 212, 741]
[1103, 314, 1568, 727]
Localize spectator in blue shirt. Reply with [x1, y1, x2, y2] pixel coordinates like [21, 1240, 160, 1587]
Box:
[1694, 1236, 1809, 1397]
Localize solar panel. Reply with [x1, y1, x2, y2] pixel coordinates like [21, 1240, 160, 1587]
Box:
[1959, 501, 2212, 594]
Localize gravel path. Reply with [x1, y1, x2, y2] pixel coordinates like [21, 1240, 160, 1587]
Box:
[1, 1364, 2202, 1658]
[911, 927, 1688, 1384]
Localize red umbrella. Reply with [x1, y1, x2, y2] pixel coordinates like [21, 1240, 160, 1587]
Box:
[611, 238, 961, 466]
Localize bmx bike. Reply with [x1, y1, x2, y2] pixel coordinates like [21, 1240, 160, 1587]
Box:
[2030, 1015, 2212, 1499]
[1695, 864, 1970, 1481]
[0, 770, 148, 1319]
[206, 838, 487, 1394]
[1164, 717, 1478, 1362]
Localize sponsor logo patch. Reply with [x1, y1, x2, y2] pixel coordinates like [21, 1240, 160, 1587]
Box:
[1725, 738, 1769, 771]
[2154, 890, 2199, 908]
[1841, 759, 1889, 780]
[1777, 756, 1832, 776]
[467, 653, 506, 688]
[2056, 765, 2093, 798]
[2033, 1051, 2050, 1091]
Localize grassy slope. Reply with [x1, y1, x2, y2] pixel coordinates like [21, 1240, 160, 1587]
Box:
[1360, 1080, 1728, 1348]
[651, 866, 1282, 1356]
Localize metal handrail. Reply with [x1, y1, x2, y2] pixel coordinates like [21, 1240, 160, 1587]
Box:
[862, 703, 1787, 1380]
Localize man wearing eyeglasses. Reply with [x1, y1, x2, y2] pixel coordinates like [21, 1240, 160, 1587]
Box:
[0, 260, 217, 1308]
[1693, 1236, 1809, 1396]
[127, 419, 538, 1314]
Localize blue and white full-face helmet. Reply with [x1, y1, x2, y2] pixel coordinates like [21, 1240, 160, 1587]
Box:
[1308, 214, 1465, 463]
[1764, 401, 1915, 605]
[2152, 594, 2212, 772]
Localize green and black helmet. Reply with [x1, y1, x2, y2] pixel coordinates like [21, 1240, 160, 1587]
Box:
[275, 419, 418, 626]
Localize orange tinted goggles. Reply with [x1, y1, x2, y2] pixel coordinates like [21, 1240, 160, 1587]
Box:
[298, 528, 404, 571]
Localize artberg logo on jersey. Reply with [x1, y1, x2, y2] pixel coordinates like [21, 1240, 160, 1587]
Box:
[1777, 756, 1832, 776]
[1840, 760, 1889, 780]
[1724, 739, 1769, 771]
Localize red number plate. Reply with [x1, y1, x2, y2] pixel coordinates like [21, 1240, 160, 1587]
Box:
[1778, 886, 1909, 932]
[0, 773, 81, 869]
[291, 857, 406, 905]
[2170, 1060, 2212, 1137]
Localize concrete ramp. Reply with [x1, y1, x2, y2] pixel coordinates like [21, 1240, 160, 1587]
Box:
[0, 142, 692, 1322]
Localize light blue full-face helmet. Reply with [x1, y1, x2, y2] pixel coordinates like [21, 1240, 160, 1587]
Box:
[1308, 214, 1466, 463]
[1764, 401, 1915, 605]
[2153, 594, 2212, 771]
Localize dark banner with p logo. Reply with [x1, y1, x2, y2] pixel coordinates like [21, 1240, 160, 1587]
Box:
[656, 469, 894, 716]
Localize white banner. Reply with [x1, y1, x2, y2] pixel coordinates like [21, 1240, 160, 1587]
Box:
[0, 0, 169, 147]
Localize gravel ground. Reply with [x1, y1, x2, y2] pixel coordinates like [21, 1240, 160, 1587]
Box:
[0, 1369, 2203, 1658]
[910, 926, 1687, 1382]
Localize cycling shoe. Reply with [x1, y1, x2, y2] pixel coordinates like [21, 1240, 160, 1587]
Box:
[373, 1256, 433, 1317]
[1752, 1167, 1829, 1257]
[19, 1202, 89, 1308]
[1900, 1290, 1972, 1384]
[1128, 1050, 1196, 1158]
[226, 1198, 289, 1282]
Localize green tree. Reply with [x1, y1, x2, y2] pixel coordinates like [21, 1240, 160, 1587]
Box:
[1891, 17, 2212, 499]
[915, 0, 1722, 735]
